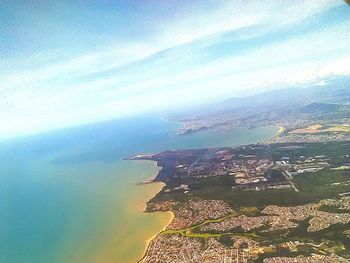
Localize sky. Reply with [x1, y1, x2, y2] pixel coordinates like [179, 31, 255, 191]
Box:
[1, 0, 350, 138]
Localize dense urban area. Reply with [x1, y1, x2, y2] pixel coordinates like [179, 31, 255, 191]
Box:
[132, 139, 350, 262]
[132, 78, 350, 263]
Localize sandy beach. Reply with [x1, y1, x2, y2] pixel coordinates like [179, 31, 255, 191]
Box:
[138, 211, 174, 262]
[134, 162, 175, 263]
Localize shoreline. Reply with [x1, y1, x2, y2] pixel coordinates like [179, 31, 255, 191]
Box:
[135, 125, 281, 262]
[135, 160, 175, 263]
[263, 125, 284, 144]
[140, 181, 164, 214]
[276, 125, 285, 134]
[138, 211, 174, 263]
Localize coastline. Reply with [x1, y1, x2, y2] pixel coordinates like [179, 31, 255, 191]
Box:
[138, 211, 174, 263]
[135, 125, 282, 262]
[263, 125, 284, 144]
[141, 181, 164, 212]
[276, 125, 285, 134]
[135, 160, 175, 263]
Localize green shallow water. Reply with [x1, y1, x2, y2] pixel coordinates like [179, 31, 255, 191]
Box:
[0, 116, 278, 263]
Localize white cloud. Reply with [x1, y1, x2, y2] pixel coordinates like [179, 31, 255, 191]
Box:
[0, 0, 348, 138]
[317, 55, 350, 77]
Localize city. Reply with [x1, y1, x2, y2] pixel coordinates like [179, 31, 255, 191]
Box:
[134, 141, 350, 262]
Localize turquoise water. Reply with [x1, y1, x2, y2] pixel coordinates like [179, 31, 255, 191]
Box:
[0, 116, 278, 263]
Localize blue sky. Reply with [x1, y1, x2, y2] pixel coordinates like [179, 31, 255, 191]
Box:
[1, 0, 350, 138]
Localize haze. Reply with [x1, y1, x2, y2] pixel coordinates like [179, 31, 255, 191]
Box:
[1, 0, 350, 138]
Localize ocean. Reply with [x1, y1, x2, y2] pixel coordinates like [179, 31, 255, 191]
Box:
[0, 115, 278, 263]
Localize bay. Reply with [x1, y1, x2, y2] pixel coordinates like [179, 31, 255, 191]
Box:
[0, 116, 278, 263]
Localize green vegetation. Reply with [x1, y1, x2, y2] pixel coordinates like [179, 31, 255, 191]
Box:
[155, 171, 350, 210]
[149, 141, 350, 260]
[218, 235, 234, 247]
[294, 170, 350, 198]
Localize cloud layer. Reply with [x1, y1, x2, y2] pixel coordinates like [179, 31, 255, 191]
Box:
[0, 0, 349, 138]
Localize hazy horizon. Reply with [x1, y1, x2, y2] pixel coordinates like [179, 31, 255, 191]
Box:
[1, 0, 350, 138]
[2, 2, 350, 262]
